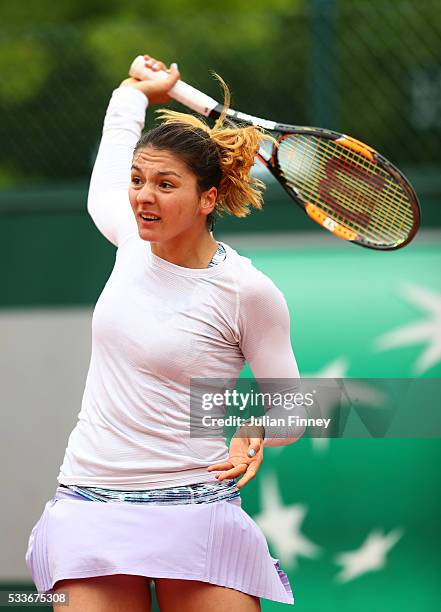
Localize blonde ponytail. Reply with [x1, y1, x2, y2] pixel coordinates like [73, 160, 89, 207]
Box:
[151, 72, 276, 219]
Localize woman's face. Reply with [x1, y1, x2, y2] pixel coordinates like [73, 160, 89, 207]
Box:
[129, 146, 215, 243]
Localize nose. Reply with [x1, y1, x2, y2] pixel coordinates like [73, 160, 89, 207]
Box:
[136, 182, 155, 205]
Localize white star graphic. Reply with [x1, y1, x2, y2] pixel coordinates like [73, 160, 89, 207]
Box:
[253, 470, 321, 568]
[266, 356, 388, 456]
[375, 284, 441, 374]
[304, 358, 349, 452]
[263, 358, 350, 456]
[334, 528, 404, 582]
[303, 358, 389, 448]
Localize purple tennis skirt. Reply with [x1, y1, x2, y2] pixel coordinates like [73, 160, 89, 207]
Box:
[25, 483, 294, 605]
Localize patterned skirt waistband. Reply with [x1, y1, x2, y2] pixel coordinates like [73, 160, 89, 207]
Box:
[60, 478, 241, 505]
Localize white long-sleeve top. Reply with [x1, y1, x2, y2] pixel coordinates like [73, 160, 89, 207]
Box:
[57, 87, 302, 490]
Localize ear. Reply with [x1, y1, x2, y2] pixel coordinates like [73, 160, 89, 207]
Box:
[199, 186, 217, 217]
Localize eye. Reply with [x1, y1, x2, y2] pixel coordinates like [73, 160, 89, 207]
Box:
[131, 177, 142, 185]
[160, 182, 174, 189]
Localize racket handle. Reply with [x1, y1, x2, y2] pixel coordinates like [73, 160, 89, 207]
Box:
[129, 56, 218, 117]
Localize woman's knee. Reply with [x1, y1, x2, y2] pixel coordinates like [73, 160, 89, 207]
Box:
[52, 574, 152, 612]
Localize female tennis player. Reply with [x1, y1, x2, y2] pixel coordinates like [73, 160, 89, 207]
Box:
[25, 54, 303, 611]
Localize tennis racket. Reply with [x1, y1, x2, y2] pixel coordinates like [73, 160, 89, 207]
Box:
[129, 56, 420, 250]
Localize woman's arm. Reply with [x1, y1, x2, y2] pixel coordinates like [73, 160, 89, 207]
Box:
[238, 273, 306, 447]
[87, 87, 148, 246]
[87, 57, 180, 246]
[207, 275, 304, 487]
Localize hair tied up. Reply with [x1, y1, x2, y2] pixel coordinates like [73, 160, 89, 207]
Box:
[138, 72, 277, 221]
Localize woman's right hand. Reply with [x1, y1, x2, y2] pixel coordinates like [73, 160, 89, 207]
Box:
[119, 55, 180, 105]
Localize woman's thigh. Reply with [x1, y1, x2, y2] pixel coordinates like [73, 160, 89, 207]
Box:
[154, 578, 260, 612]
[52, 574, 152, 612]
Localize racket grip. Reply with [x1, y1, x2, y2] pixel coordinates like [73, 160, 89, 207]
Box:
[129, 56, 218, 117]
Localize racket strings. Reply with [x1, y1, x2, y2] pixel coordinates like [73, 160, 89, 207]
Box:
[280, 137, 413, 244]
[282, 138, 413, 241]
[326, 145, 405, 242]
[279, 139, 390, 236]
[277, 135, 414, 246]
[337, 144, 411, 240]
[287, 138, 412, 234]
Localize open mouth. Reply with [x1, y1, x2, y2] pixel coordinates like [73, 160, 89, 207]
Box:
[139, 213, 161, 223]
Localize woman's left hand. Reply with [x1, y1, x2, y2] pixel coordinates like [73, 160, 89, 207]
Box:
[207, 425, 264, 489]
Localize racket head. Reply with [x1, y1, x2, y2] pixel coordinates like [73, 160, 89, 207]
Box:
[266, 129, 421, 250]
